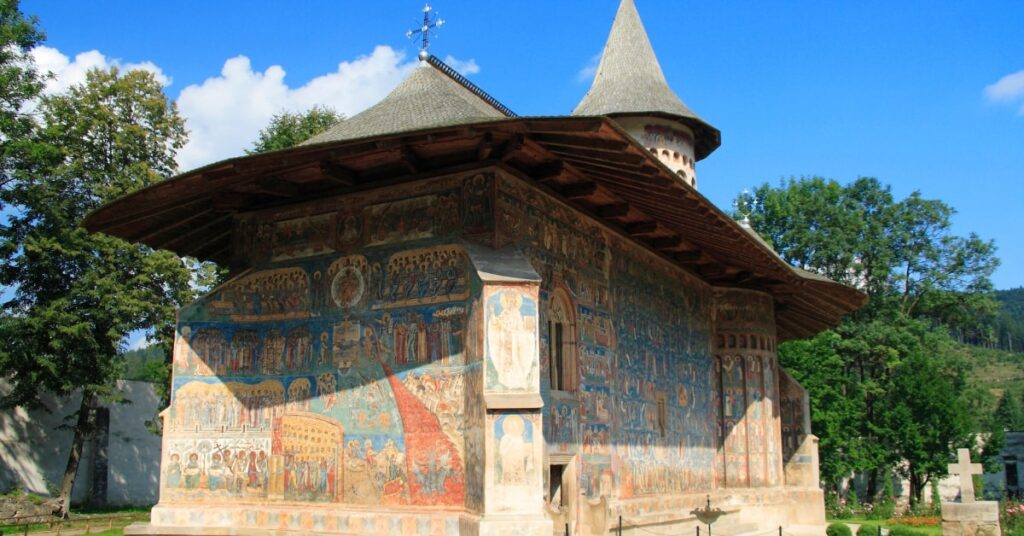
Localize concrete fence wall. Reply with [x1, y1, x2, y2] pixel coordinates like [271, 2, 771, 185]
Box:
[0, 379, 162, 507]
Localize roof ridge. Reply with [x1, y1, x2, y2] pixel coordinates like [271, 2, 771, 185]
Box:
[425, 55, 517, 118]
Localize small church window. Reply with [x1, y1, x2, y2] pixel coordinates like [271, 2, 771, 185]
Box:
[547, 290, 576, 392]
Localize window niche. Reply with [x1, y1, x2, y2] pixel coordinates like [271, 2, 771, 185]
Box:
[546, 289, 577, 393]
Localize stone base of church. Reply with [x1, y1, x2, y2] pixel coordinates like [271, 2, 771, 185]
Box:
[613, 488, 827, 536]
[477, 514, 551, 536]
[941, 502, 1001, 536]
[126, 504, 482, 536]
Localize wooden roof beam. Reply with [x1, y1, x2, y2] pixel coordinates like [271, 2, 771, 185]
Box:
[499, 135, 526, 162]
[399, 145, 419, 174]
[529, 161, 565, 184]
[652, 235, 682, 250]
[249, 177, 299, 198]
[548, 147, 646, 166]
[700, 264, 728, 279]
[97, 196, 208, 232]
[532, 133, 629, 152]
[626, 221, 658, 236]
[596, 203, 630, 218]
[189, 230, 232, 261]
[319, 161, 357, 186]
[162, 214, 233, 251]
[674, 250, 704, 264]
[200, 164, 238, 181]
[476, 132, 496, 160]
[561, 182, 598, 200]
[136, 208, 215, 244]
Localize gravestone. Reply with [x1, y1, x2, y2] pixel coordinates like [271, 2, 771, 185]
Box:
[942, 448, 1001, 536]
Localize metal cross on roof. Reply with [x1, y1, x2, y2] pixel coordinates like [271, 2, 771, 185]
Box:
[406, 3, 444, 60]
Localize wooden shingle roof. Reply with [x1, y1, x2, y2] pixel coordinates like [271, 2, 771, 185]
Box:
[573, 0, 720, 160]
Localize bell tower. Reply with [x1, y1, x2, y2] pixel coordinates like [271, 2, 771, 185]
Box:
[573, 0, 719, 189]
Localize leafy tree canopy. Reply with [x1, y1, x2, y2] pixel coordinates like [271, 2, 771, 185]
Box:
[0, 66, 212, 515]
[736, 176, 999, 503]
[246, 105, 343, 154]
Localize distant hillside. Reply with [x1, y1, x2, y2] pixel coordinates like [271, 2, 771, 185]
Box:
[120, 344, 166, 383]
[995, 287, 1024, 352]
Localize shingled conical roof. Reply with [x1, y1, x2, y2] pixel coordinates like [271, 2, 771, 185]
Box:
[573, 0, 720, 159]
[304, 55, 513, 145]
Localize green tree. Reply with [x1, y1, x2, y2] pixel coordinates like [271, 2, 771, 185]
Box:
[881, 323, 971, 503]
[0, 67, 198, 516]
[994, 390, 1024, 431]
[738, 176, 999, 499]
[0, 0, 44, 193]
[246, 105, 343, 154]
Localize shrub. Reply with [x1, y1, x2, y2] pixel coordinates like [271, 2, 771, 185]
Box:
[1003, 500, 1024, 536]
[826, 492, 853, 519]
[826, 523, 852, 536]
[855, 523, 881, 536]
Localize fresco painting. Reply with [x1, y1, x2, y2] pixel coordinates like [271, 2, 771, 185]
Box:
[493, 414, 536, 486]
[461, 173, 494, 236]
[764, 356, 782, 486]
[156, 169, 818, 534]
[484, 287, 538, 392]
[545, 400, 579, 455]
[166, 177, 483, 515]
[364, 193, 459, 247]
[746, 356, 767, 487]
[497, 173, 717, 503]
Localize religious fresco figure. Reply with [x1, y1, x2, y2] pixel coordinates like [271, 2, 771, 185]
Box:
[165, 453, 182, 489]
[183, 453, 202, 490]
[496, 414, 533, 485]
[207, 453, 226, 491]
[487, 290, 537, 390]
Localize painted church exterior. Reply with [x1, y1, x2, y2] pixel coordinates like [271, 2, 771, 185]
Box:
[87, 1, 865, 535]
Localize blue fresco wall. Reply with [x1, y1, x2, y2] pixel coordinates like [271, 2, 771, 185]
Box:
[162, 173, 497, 515]
[495, 172, 716, 500]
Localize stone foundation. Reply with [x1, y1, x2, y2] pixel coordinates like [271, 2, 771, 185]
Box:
[125, 504, 481, 536]
[941, 502, 1001, 536]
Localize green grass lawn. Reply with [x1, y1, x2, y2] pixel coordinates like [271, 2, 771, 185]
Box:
[828, 516, 943, 536]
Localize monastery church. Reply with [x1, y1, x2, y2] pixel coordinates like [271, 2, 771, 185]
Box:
[86, 1, 865, 535]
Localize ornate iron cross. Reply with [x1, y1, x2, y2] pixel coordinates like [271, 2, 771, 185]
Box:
[406, 3, 444, 58]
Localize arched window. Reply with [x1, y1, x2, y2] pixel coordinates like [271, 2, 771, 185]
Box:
[547, 289, 577, 392]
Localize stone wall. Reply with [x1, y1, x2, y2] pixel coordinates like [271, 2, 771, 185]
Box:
[0, 379, 161, 506]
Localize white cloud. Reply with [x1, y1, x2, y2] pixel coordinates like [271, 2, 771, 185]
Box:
[984, 69, 1024, 114]
[442, 55, 480, 76]
[30, 45, 171, 96]
[28, 44, 485, 172]
[577, 52, 602, 83]
[176, 45, 451, 171]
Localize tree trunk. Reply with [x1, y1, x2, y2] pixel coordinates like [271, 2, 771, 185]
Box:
[55, 391, 96, 518]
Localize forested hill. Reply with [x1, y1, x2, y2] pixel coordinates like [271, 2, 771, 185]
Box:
[995, 287, 1024, 353]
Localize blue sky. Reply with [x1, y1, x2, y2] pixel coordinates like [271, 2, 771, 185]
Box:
[23, 0, 1024, 291]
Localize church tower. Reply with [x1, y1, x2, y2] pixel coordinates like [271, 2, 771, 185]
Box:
[574, 0, 720, 189]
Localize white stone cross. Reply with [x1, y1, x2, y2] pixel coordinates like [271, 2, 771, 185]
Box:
[948, 448, 984, 503]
